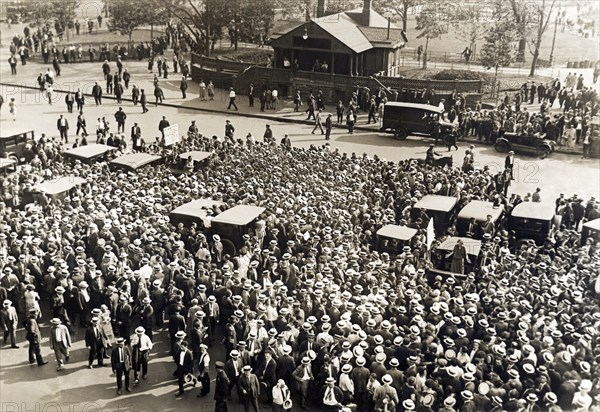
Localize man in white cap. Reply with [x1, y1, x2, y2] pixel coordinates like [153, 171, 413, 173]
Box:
[85, 316, 108, 368]
[131, 326, 153, 383]
[139, 296, 154, 341]
[49, 318, 71, 371]
[111, 337, 132, 395]
[571, 379, 593, 411]
[373, 374, 399, 411]
[196, 343, 211, 397]
[321, 376, 343, 411]
[1, 299, 19, 348]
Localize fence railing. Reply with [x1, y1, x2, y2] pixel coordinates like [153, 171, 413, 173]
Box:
[192, 53, 484, 95]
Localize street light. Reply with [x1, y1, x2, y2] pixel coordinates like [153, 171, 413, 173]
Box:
[302, 25, 308, 40]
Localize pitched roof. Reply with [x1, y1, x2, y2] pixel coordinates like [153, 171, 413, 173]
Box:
[344, 7, 398, 29]
[312, 12, 372, 53]
[358, 27, 408, 46]
[270, 20, 304, 40]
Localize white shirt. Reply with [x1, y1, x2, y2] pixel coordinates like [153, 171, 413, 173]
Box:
[55, 327, 62, 342]
[179, 351, 185, 366]
[229, 91, 236, 98]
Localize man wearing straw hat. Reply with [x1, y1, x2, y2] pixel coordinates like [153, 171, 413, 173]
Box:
[111, 337, 132, 395]
[49, 317, 71, 371]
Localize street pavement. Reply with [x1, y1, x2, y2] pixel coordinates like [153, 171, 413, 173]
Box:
[0, 19, 599, 412]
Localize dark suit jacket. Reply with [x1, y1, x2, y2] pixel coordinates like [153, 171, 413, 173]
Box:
[276, 354, 295, 383]
[57, 118, 69, 130]
[176, 349, 194, 375]
[168, 313, 186, 338]
[111, 345, 132, 371]
[239, 373, 260, 398]
[85, 325, 105, 348]
[259, 358, 277, 386]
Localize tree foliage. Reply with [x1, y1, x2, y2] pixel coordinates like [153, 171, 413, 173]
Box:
[415, 4, 449, 69]
[480, 23, 516, 73]
[526, 0, 557, 76]
[20, 0, 76, 32]
[373, 0, 416, 32]
[107, 0, 158, 40]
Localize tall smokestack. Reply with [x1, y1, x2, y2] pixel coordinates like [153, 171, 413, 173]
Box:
[317, 0, 327, 18]
[362, 0, 371, 26]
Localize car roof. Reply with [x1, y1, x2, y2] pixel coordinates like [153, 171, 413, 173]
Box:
[437, 236, 482, 256]
[179, 151, 212, 163]
[511, 202, 555, 220]
[458, 201, 504, 222]
[110, 153, 162, 170]
[583, 218, 600, 231]
[376, 224, 418, 241]
[64, 144, 116, 160]
[0, 128, 34, 139]
[384, 102, 442, 113]
[0, 158, 17, 169]
[413, 195, 458, 213]
[170, 198, 225, 220]
[211, 205, 266, 226]
[32, 176, 86, 195]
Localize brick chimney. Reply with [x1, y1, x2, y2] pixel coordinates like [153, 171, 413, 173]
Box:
[317, 0, 327, 18]
[362, 0, 372, 26]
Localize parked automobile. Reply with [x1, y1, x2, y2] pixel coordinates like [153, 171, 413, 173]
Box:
[581, 218, 600, 246]
[380, 102, 460, 143]
[0, 128, 35, 163]
[210, 205, 266, 256]
[169, 198, 226, 229]
[374, 224, 418, 256]
[411, 195, 458, 235]
[507, 201, 555, 245]
[169, 150, 213, 175]
[456, 200, 504, 239]
[494, 133, 555, 158]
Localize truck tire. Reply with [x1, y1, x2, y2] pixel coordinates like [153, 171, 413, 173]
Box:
[394, 127, 408, 140]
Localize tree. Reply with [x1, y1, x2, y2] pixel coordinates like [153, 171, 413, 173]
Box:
[20, 1, 77, 40]
[373, 0, 416, 32]
[415, 5, 448, 69]
[450, 5, 488, 58]
[164, 0, 230, 56]
[480, 23, 516, 93]
[236, 0, 275, 46]
[107, 0, 158, 51]
[527, 0, 557, 76]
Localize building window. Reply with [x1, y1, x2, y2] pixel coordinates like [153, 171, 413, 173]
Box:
[292, 36, 332, 50]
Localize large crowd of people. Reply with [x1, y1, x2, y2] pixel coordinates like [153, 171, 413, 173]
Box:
[1, 123, 599, 411]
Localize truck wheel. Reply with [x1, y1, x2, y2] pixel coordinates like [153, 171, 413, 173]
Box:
[394, 128, 408, 140]
[494, 140, 510, 153]
[537, 147, 550, 159]
[221, 238, 237, 257]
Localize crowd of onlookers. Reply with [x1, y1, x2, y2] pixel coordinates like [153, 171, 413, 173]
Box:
[1, 127, 599, 411]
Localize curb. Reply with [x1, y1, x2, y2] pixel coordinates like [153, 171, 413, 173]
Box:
[0, 82, 585, 156]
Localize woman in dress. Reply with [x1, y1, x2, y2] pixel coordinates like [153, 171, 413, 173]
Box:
[24, 284, 42, 319]
[99, 304, 115, 350]
[446, 239, 470, 274]
[207, 81, 215, 100]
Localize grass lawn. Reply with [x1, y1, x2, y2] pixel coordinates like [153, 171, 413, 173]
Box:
[50, 27, 161, 47]
[402, 14, 599, 66]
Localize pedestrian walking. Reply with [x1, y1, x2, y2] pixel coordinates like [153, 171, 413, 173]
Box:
[1, 300, 19, 348]
[227, 88, 238, 111]
[325, 113, 333, 140]
[207, 81, 215, 100]
[65, 92, 75, 113]
[111, 337, 132, 395]
[57, 114, 69, 142]
[92, 82, 102, 105]
[49, 318, 72, 371]
[85, 316, 107, 368]
[114, 107, 127, 133]
[175, 340, 194, 396]
[132, 85, 140, 105]
[312, 109, 325, 135]
[154, 85, 164, 106]
[75, 89, 85, 111]
[8, 98, 16, 120]
[131, 326, 153, 383]
[347, 110, 355, 134]
[140, 89, 148, 113]
[22, 308, 47, 366]
[180, 76, 188, 99]
[76, 112, 87, 136]
[122, 68, 131, 89]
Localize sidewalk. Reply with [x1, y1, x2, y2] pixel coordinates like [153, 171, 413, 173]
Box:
[0, 40, 586, 157]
